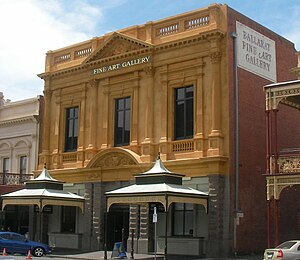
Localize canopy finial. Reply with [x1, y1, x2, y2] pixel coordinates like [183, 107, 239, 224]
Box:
[157, 152, 160, 160]
[44, 163, 47, 169]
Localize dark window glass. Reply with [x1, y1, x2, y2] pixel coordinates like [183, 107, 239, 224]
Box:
[61, 206, 76, 233]
[115, 97, 131, 146]
[173, 203, 194, 236]
[20, 156, 27, 175]
[65, 107, 79, 152]
[174, 86, 194, 140]
[3, 158, 9, 173]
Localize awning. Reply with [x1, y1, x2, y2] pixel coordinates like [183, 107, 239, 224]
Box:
[1, 167, 85, 213]
[2, 188, 85, 212]
[106, 183, 208, 212]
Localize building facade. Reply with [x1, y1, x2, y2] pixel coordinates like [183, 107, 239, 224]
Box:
[36, 4, 298, 257]
[0, 93, 43, 232]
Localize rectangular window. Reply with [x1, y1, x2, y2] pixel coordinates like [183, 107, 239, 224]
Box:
[173, 203, 194, 236]
[65, 107, 79, 152]
[3, 158, 9, 173]
[19, 156, 27, 174]
[61, 206, 76, 233]
[114, 97, 131, 146]
[174, 86, 194, 140]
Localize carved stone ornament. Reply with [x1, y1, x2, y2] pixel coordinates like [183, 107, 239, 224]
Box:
[87, 34, 151, 62]
[92, 152, 136, 168]
[210, 51, 222, 64]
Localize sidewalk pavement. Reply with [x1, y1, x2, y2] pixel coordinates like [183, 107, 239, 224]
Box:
[48, 250, 262, 260]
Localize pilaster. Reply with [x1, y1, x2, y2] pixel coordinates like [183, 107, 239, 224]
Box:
[77, 84, 87, 167]
[207, 40, 224, 156]
[51, 89, 62, 169]
[159, 66, 169, 161]
[85, 79, 99, 165]
[194, 58, 206, 157]
[101, 78, 110, 149]
[141, 65, 155, 162]
[39, 87, 52, 169]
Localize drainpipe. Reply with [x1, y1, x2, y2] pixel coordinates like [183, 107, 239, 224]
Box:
[231, 31, 239, 255]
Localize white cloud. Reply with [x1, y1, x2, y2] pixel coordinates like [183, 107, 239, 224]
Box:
[0, 0, 103, 101]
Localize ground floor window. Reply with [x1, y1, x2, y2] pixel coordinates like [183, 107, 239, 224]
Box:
[61, 206, 76, 233]
[172, 203, 194, 236]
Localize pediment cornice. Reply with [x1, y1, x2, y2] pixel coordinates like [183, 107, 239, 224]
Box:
[38, 29, 225, 79]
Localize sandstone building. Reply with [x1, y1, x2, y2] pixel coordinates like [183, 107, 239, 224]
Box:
[35, 4, 299, 257]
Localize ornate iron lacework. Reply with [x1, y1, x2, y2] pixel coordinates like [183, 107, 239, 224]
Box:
[278, 156, 300, 173]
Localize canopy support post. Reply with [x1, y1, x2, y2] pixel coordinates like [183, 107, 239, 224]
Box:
[164, 194, 168, 260]
[39, 199, 43, 243]
[104, 197, 108, 260]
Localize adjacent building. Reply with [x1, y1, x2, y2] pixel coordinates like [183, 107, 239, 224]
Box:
[35, 4, 299, 257]
[0, 93, 43, 233]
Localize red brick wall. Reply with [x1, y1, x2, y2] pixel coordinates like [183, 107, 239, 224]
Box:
[226, 6, 299, 253]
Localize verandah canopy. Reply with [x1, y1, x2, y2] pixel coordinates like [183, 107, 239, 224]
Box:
[104, 154, 209, 259]
[1, 167, 85, 212]
[106, 182, 208, 212]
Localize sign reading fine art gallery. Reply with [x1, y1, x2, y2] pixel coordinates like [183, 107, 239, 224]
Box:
[236, 21, 277, 82]
[93, 56, 151, 75]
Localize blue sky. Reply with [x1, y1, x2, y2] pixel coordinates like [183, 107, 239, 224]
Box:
[0, 0, 299, 101]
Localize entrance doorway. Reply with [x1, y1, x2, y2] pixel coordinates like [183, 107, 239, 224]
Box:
[107, 204, 129, 251]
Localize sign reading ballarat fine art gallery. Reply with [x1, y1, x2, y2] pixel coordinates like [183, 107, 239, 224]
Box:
[93, 56, 151, 75]
[236, 21, 276, 82]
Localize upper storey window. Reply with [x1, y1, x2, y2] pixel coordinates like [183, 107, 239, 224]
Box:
[19, 156, 27, 175]
[2, 158, 9, 173]
[65, 107, 79, 152]
[114, 97, 131, 147]
[174, 86, 194, 140]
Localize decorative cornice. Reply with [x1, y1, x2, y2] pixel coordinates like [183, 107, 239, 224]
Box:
[0, 116, 39, 126]
[38, 29, 225, 80]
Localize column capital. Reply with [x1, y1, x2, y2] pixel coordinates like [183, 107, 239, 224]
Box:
[210, 51, 222, 64]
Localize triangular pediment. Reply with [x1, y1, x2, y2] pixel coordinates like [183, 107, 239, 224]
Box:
[84, 32, 152, 63]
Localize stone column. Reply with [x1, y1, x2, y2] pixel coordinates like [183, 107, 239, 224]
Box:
[141, 65, 155, 162]
[138, 204, 149, 254]
[101, 78, 110, 149]
[159, 66, 169, 160]
[51, 89, 61, 168]
[85, 80, 98, 164]
[207, 38, 224, 157]
[207, 174, 227, 257]
[77, 84, 87, 167]
[128, 205, 140, 253]
[130, 72, 140, 152]
[194, 58, 206, 157]
[39, 85, 52, 169]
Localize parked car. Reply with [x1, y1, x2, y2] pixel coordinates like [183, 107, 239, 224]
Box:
[263, 240, 300, 260]
[0, 232, 52, 257]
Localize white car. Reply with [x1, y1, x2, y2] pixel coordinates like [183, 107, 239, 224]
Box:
[263, 240, 300, 260]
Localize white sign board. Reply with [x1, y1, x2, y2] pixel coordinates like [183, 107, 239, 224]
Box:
[236, 21, 277, 82]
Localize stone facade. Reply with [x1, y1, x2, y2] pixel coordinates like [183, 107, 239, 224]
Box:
[0, 93, 42, 178]
[36, 4, 298, 257]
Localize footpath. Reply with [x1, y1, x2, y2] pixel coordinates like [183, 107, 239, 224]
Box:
[48, 250, 262, 260]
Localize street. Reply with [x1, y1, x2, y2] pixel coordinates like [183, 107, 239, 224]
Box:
[0, 252, 264, 260]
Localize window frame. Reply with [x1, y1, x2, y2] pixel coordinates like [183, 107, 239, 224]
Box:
[19, 155, 27, 175]
[114, 96, 131, 147]
[64, 106, 79, 152]
[172, 203, 194, 237]
[2, 158, 9, 173]
[174, 85, 194, 140]
[61, 206, 76, 233]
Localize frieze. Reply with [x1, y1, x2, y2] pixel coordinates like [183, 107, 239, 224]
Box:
[278, 156, 300, 173]
[91, 152, 136, 168]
